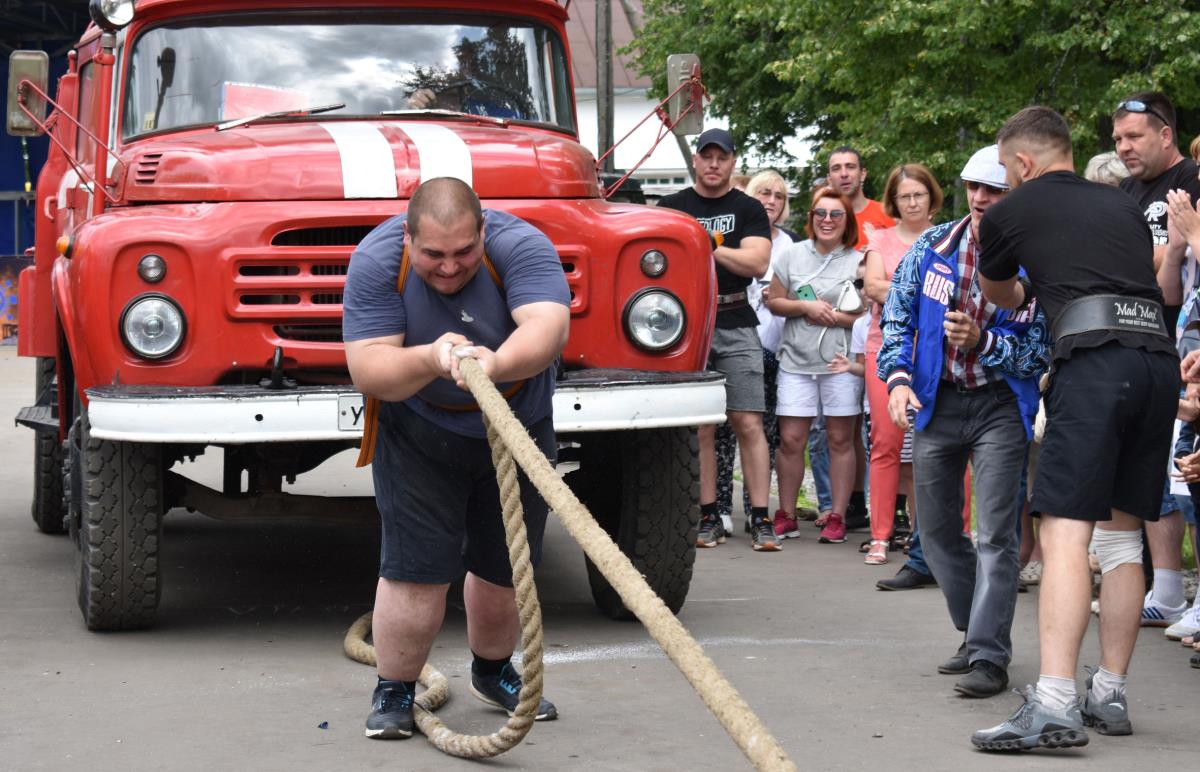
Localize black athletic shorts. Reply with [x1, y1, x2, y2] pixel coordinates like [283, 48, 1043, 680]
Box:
[1031, 341, 1179, 521]
[373, 401, 555, 586]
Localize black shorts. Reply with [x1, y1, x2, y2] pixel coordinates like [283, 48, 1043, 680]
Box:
[372, 401, 555, 586]
[1031, 342, 1179, 522]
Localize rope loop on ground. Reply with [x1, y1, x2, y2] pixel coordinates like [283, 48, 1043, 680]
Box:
[344, 356, 797, 770]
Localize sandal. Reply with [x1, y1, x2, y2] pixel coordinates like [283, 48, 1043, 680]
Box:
[864, 540, 889, 565]
[1183, 634, 1199, 648]
[1191, 651, 1200, 669]
[859, 539, 873, 554]
[814, 511, 832, 528]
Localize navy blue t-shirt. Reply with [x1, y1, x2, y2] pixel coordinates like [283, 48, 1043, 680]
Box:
[343, 209, 570, 437]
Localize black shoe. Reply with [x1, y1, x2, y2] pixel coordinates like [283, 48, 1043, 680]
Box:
[955, 660, 1009, 698]
[365, 679, 415, 739]
[938, 641, 970, 675]
[843, 501, 870, 531]
[876, 565, 937, 591]
[470, 661, 558, 721]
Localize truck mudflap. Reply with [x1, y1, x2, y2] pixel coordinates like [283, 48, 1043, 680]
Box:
[82, 369, 726, 443]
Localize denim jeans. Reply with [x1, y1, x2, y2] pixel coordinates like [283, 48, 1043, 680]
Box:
[913, 382, 1027, 669]
[808, 415, 833, 512]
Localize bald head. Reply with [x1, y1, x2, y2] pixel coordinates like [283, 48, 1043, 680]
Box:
[407, 177, 483, 237]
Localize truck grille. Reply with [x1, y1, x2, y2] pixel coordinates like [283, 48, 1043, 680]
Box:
[274, 324, 344, 342]
[272, 226, 375, 246]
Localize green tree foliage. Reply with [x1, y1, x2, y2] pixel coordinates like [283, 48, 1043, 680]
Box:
[629, 0, 1200, 211]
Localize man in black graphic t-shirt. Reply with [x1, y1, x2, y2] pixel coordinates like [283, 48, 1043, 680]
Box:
[1114, 91, 1200, 309]
[658, 128, 777, 551]
[1112, 91, 1197, 631]
[971, 106, 1180, 752]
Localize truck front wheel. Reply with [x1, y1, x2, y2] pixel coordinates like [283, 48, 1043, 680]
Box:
[31, 357, 66, 534]
[571, 427, 699, 620]
[69, 405, 164, 630]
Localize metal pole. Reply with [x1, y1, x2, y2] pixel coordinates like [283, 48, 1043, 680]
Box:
[596, 0, 615, 174]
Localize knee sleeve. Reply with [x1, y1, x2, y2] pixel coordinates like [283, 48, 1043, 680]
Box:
[1091, 528, 1143, 575]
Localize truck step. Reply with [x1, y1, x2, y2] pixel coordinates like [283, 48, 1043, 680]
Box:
[15, 404, 58, 433]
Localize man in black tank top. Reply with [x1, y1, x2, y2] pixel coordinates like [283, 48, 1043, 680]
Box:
[971, 107, 1181, 751]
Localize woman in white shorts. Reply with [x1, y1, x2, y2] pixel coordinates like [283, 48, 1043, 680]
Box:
[767, 186, 866, 545]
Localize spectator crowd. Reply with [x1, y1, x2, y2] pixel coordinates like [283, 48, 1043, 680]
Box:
[660, 92, 1200, 751]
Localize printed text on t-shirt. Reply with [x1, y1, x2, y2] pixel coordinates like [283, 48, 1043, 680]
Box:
[696, 214, 736, 234]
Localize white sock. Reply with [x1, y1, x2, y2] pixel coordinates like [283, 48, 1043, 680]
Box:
[1151, 568, 1185, 608]
[1090, 667, 1126, 700]
[1035, 675, 1077, 710]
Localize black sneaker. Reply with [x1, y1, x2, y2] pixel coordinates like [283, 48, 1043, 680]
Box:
[365, 679, 415, 739]
[843, 500, 870, 531]
[470, 662, 558, 721]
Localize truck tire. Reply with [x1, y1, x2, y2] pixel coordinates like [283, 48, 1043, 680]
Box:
[72, 406, 164, 630]
[573, 427, 699, 620]
[31, 357, 66, 534]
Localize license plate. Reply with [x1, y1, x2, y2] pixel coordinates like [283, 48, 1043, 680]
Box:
[337, 394, 366, 431]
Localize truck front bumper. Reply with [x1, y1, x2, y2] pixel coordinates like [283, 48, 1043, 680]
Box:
[84, 369, 726, 443]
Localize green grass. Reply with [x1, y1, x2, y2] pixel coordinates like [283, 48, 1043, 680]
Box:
[1185, 527, 1196, 572]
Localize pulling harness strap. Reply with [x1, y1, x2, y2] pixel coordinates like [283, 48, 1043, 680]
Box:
[1051, 294, 1169, 343]
[354, 246, 524, 467]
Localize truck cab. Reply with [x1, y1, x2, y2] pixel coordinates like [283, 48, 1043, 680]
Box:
[9, 0, 723, 629]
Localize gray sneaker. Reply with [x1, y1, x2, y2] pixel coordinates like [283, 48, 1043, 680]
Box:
[749, 517, 782, 552]
[971, 686, 1089, 752]
[1080, 666, 1132, 736]
[696, 514, 727, 548]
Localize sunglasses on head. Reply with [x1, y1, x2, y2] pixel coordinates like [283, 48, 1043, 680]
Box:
[964, 180, 1006, 196]
[1117, 99, 1171, 129]
[812, 208, 846, 221]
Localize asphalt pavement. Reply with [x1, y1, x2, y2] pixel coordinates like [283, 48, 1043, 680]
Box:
[0, 346, 1192, 770]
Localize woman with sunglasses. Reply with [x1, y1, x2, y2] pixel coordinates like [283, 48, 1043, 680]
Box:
[767, 187, 866, 544]
[859, 164, 943, 565]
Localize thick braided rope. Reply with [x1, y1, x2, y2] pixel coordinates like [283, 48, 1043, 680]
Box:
[457, 359, 796, 772]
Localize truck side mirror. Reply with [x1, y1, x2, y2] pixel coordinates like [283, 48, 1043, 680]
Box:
[7, 50, 49, 137]
[666, 54, 702, 137]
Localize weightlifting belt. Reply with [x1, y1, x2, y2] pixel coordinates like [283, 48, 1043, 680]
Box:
[717, 290, 748, 312]
[1051, 294, 1169, 342]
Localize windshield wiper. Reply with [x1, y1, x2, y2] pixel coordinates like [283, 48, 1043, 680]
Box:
[216, 102, 345, 132]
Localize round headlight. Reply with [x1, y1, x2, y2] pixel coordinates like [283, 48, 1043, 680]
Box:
[640, 249, 667, 277]
[89, 0, 136, 32]
[120, 294, 185, 359]
[137, 253, 166, 283]
[624, 289, 685, 351]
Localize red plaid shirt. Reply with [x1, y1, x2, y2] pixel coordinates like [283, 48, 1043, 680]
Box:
[944, 230, 1000, 389]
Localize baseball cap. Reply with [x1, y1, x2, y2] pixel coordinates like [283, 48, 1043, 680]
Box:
[696, 128, 735, 154]
[960, 144, 1009, 189]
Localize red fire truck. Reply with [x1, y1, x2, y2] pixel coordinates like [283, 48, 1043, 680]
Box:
[7, 0, 723, 630]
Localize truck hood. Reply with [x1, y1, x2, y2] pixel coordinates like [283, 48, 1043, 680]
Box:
[120, 120, 601, 202]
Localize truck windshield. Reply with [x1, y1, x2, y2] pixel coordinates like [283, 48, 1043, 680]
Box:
[121, 12, 574, 139]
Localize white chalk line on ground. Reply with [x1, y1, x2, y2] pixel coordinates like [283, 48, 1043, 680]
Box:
[520, 635, 921, 666]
